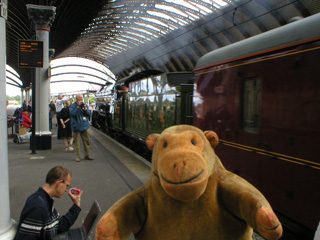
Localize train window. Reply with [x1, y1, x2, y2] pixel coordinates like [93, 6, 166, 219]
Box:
[163, 82, 172, 94]
[140, 79, 148, 96]
[154, 75, 162, 94]
[242, 78, 261, 133]
[129, 82, 137, 97]
[158, 74, 171, 94]
[148, 77, 157, 95]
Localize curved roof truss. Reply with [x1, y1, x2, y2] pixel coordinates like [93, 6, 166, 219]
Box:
[5, 0, 320, 87]
[60, 0, 231, 59]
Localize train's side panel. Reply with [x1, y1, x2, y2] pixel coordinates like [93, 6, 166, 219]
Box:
[194, 40, 320, 231]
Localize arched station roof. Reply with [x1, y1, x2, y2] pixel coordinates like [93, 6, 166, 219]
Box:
[6, 65, 23, 88]
[49, 57, 116, 95]
[6, 0, 320, 88]
[50, 57, 115, 86]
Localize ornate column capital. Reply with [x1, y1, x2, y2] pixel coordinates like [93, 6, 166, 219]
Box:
[26, 4, 56, 29]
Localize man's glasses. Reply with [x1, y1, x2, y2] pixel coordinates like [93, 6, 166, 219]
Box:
[61, 180, 71, 190]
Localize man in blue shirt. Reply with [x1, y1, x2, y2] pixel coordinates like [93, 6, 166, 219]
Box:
[15, 166, 82, 239]
[69, 94, 94, 162]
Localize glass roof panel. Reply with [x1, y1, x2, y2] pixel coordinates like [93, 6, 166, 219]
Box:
[112, 41, 129, 47]
[134, 22, 163, 33]
[105, 46, 121, 52]
[120, 35, 141, 42]
[190, 3, 213, 14]
[68, 0, 238, 60]
[131, 26, 155, 36]
[108, 43, 123, 50]
[139, 17, 169, 29]
[165, 0, 197, 10]
[155, 4, 189, 18]
[145, 11, 182, 28]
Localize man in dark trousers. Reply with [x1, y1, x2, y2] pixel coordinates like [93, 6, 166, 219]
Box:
[27, 100, 32, 113]
[22, 100, 27, 111]
[69, 94, 93, 162]
[14, 166, 83, 240]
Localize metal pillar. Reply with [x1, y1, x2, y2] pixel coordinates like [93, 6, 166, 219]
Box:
[25, 87, 30, 102]
[0, 0, 17, 238]
[27, 4, 56, 150]
[20, 89, 24, 106]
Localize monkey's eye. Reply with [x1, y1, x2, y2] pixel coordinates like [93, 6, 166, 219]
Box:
[163, 141, 168, 148]
[191, 139, 197, 146]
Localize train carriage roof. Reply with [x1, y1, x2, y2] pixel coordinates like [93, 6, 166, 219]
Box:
[195, 13, 320, 71]
[115, 69, 164, 87]
[165, 72, 194, 86]
[115, 70, 194, 88]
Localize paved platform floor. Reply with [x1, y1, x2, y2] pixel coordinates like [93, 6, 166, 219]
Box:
[8, 123, 151, 239]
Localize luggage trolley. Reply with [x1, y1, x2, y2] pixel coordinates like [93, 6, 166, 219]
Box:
[13, 121, 31, 143]
[7, 115, 15, 138]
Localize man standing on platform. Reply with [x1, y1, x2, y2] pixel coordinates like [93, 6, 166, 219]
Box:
[27, 100, 32, 113]
[14, 166, 82, 240]
[69, 94, 93, 162]
[22, 100, 27, 111]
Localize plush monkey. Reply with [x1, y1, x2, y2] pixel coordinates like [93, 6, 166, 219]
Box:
[96, 125, 282, 240]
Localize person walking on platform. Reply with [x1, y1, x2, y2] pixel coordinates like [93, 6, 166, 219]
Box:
[22, 100, 27, 111]
[14, 166, 82, 240]
[56, 94, 68, 139]
[59, 100, 74, 152]
[49, 100, 56, 131]
[69, 94, 93, 162]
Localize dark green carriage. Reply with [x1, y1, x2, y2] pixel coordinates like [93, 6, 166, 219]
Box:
[110, 71, 194, 142]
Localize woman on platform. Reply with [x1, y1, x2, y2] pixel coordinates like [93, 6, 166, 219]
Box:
[59, 101, 74, 152]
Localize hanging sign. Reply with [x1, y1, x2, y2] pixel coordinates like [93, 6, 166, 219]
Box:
[0, 0, 8, 19]
[18, 40, 44, 68]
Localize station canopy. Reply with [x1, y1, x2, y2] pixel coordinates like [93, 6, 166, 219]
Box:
[62, 0, 229, 58]
[49, 0, 229, 94]
[5, 0, 320, 92]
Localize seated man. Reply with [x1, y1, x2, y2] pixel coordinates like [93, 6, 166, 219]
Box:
[21, 109, 32, 128]
[14, 166, 83, 240]
[13, 107, 23, 123]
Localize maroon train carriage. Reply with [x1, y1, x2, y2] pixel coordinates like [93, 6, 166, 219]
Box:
[193, 13, 320, 238]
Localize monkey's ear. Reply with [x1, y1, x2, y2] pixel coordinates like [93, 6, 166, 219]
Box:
[204, 130, 219, 148]
[146, 134, 160, 151]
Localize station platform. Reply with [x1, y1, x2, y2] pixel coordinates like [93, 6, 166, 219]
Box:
[8, 125, 151, 239]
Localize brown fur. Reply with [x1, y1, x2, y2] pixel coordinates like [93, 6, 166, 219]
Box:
[96, 125, 282, 240]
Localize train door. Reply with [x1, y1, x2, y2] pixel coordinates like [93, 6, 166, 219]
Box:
[179, 84, 193, 125]
[237, 77, 263, 184]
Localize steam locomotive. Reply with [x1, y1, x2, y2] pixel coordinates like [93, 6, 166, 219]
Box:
[92, 13, 320, 239]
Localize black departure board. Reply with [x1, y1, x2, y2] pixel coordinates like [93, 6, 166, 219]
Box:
[19, 40, 43, 68]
